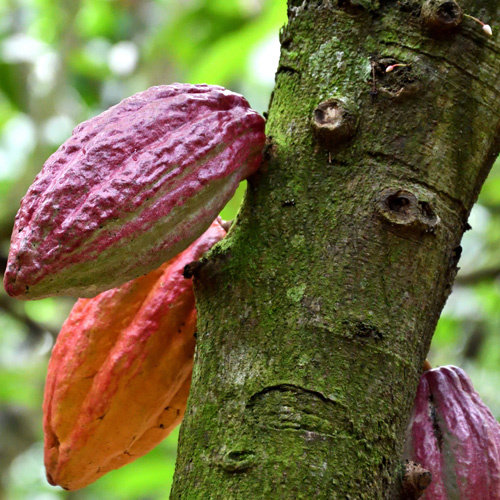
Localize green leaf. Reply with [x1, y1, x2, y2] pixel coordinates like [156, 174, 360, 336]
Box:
[85, 431, 180, 499]
[187, 1, 286, 85]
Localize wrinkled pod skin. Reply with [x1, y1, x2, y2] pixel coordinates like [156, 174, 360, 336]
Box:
[405, 365, 500, 499]
[43, 219, 226, 491]
[4, 83, 265, 299]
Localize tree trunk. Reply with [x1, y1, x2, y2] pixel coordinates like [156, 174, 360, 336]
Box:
[171, 1, 500, 498]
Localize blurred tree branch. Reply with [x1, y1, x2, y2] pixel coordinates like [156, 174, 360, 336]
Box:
[0, 295, 58, 338]
[456, 266, 500, 285]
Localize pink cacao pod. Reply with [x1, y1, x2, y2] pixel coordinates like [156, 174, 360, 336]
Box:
[43, 218, 226, 490]
[4, 83, 264, 299]
[405, 365, 500, 499]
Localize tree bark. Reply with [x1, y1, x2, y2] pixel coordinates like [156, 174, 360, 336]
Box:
[171, 1, 500, 498]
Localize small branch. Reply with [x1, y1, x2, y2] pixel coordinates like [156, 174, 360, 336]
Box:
[0, 295, 59, 338]
[401, 461, 432, 499]
[455, 266, 500, 285]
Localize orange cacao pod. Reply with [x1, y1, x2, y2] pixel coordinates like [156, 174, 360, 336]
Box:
[43, 218, 226, 490]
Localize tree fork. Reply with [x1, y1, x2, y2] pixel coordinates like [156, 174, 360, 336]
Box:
[172, 1, 500, 498]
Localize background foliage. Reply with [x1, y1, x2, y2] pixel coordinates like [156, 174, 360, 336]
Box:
[0, 0, 498, 498]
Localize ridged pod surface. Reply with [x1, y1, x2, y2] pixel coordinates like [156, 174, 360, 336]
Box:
[405, 365, 500, 499]
[4, 83, 264, 299]
[43, 219, 226, 490]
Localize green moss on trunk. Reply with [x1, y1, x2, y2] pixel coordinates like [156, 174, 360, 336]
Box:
[172, 1, 500, 498]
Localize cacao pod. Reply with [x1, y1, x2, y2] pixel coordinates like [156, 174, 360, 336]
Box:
[405, 365, 500, 499]
[4, 83, 264, 299]
[43, 218, 226, 490]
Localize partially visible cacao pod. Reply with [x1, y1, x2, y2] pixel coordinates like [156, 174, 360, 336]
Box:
[4, 83, 264, 299]
[43, 218, 226, 490]
[405, 365, 500, 499]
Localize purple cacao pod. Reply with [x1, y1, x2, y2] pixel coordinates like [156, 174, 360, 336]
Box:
[405, 365, 500, 499]
[4, 84, 265, 299]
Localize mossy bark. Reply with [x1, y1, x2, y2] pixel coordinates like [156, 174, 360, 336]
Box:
[171, 1, 500, 498]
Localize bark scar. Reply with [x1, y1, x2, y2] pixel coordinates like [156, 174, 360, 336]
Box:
[376, 188, 440, 235]
[402, 460, 432, 499]
[246, 384, 348, 437]
[421, 0, 463, 36]
[371, 58, 422, 100]
[342, 318, 384, 342]
[217, 449, 257, 473]
[312, 98, 358, 151]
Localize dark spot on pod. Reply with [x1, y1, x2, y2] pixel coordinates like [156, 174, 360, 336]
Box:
[428, 394, 444, 450]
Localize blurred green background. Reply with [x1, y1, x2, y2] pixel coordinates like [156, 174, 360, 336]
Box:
[0, 0, 498, 498]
